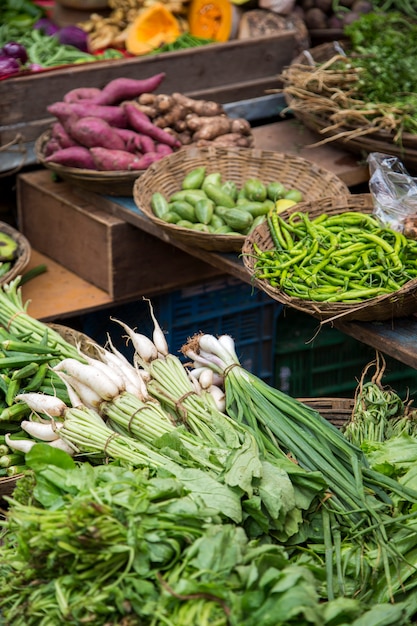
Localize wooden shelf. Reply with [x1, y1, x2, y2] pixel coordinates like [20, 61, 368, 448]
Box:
[22, 250, 114, 322]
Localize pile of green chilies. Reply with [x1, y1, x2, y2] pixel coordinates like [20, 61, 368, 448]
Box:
[251, 211, 417, 303]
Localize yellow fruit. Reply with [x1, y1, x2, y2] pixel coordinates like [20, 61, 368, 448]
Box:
[275, 198, 297, 213]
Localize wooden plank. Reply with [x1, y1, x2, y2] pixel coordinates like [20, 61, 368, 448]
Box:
[0, 34, 296, 144]
[335, 317, 417, 371]
[252, 119, 369, 187]
[22, 250, 114, 321]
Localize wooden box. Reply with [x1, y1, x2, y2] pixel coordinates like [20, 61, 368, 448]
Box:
[0, 34, 296, 148]
[16, 169, 220, 299]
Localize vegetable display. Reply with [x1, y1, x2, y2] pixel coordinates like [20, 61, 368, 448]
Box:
[150, 167, 302, 235]
[1, 278, 417, 625]
[249, 209, 417, 303]
[281, 12, 417, 147]
[41, 78, 252, 171]
[125, 2, 182, 55]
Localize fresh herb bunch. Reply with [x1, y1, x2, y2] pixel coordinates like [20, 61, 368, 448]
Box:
[345, 12, 417, 106]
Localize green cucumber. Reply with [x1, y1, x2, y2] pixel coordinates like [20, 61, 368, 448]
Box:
[243, 178, 267, 202]
[204, 184, 236, 208]
[163, 211, 182, 224]
[182, 166, 206, 190]
[169, 201, 196, 223]
[222, 208, 253, 232]
[195, 198, 214, 225]
[202, 172, 222, 190]
[151, 192, 169, 218]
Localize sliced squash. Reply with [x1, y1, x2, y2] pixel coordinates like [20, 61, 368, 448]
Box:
[188, 0, 235, 42]
[126, 3, 181, 55]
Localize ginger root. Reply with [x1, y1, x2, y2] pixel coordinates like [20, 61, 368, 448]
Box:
[134, 91, 253, 148]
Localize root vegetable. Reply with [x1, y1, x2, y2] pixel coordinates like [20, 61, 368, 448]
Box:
[139, 134, 156, 154]
[69, 116, 127, 151]
[64, 87, 102, 103]
[93, 73, 166, 106]
[90, 147, 159, 171]
[44, 138, 61, 156]
[188, 115, 237, 140]
[155, 143, 174, 156]
[122, 102, 181, 148]
[64, 102, 128, 128]
[172, 92, 224, 116]
[51, 122, 78, 148]
[45, 146, 97, 169]
[114, 128, 144, 153]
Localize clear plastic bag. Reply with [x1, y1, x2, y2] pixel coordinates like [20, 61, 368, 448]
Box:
[367, 152, 417, 232]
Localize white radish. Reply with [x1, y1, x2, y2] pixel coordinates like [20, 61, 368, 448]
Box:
[80, 353, 126, 393]
[21, 419, 62, 442]
[48, 438, 77, 455]
[100, 345, 146, 398]
[56, 371, 102, 409]
[144, 297, 169, 356]
[110, 317, 158, 362]
[54, 358, 120, 400]
[5, 433, 36, 454]
[14, 393, 67, 417]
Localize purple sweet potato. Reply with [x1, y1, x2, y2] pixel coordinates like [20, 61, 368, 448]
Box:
[64, 87, 103, 103]
[51, 122, 78, 148]
[68, 116, 126, 150]
[139, 134, 156, 154]
[45, 146, 97, 169]
[47, 102, 79, 127]
[92, 73, 166, 106]
[44, 137, 61, 157]
[155, 143, 174, 156]
[90, 147, 148, 171]
[65, 102, 128, 128]
[122, 102, 181, 148]
[113, 128, 143, 153]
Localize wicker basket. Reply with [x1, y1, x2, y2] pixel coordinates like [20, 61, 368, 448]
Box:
[133, 145, 350, 253]
[35, 130, 147, 197]
[242, 193, 417, 322]
[299, 397, 354, 429]
[0, 221, 31, 285]
[284, 42, 417, 169]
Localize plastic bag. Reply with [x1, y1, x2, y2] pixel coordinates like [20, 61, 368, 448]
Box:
[367, 152, 417, 232]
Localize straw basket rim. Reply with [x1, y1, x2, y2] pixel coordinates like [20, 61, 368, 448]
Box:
[284, 42, 417, 167]
[0, 221, 31, 286]
[34, 130, 147, 197]
[242, 193, 417, 323]
[133, 144, 350, 253]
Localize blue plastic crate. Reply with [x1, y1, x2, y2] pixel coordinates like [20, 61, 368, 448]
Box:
[158, 277, 282, 384]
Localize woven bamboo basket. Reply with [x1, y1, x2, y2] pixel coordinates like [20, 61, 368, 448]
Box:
[0, 324, 99, 501]
[284, 42, 417, 169]
[299, 397, 354, 429]
[242, 193, 417, 322]
[0, 221, 31, 286]
[35, 130, 147, 197]
[133, 145, 350, 253]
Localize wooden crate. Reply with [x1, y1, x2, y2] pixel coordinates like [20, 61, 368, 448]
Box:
[0, 34, 296, 147]
[16, 169, 220, 299]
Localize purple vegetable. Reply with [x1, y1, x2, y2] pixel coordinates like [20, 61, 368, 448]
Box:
[1, 42, 28, 65]
[58, 26, 89, 53]
[34, 18, 60, 37]
[0, 56, 20, 79]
